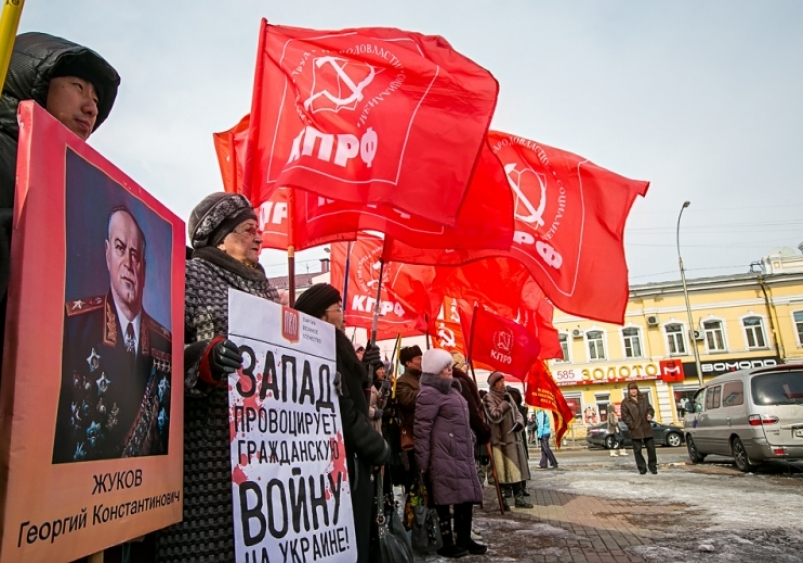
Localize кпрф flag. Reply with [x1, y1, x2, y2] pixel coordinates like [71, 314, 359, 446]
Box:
[243, 20, 499, 227]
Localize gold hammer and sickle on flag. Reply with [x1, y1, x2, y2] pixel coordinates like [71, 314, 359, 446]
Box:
[303, 56, 376, 111]
[505, 163, 547, 228]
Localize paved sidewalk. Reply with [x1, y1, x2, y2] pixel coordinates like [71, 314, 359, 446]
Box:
[439, 480, 691, 562]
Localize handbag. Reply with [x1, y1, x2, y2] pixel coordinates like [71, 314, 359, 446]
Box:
[374, 470, 414, 563]
[406, 475, 443, 554]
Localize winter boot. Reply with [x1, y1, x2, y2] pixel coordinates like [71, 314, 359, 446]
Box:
[619, 449, 628, 455]
[454, 504, 488, 555]
[610, 450, 618, 456]
[436, 512, 468, 558]
[514, 482, 534, 508]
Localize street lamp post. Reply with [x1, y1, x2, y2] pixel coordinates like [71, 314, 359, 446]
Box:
[676, 201, 704, 386]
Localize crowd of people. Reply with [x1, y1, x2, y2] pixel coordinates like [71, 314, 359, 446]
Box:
[0, 30, 556, 563]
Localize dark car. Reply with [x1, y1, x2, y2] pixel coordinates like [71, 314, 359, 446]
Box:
[586, 421, 684, 449]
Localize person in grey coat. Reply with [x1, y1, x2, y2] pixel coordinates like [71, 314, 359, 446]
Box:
[620, 382, 657, 474]
[485, 372, 533, 510]
[415, 349, 486, 557]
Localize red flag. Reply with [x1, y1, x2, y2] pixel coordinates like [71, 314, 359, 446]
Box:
[330, 237, 437, 337]
[384, 131, 649, 324]
[216, 116, 512, 251]
[244, 20, 499, 226]
[461, 305, 541, 381]
[515, 299, 563, 361]
[525, 361, 574, 446]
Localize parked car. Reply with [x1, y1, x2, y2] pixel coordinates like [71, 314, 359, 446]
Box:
[683, 364, 803, 472]
[586, 421, 684, 449]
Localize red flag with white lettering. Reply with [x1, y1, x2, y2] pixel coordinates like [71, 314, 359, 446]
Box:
[461, 305, 541, 381]
[330, 237, 437, 337]
[384, 131, 649, 324]
[216, 115, 512, 251]
[525, 361, 574, 446]
[243, 20, 499, 226]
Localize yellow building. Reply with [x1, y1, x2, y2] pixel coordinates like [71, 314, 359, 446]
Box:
[550, 264, 803, 431]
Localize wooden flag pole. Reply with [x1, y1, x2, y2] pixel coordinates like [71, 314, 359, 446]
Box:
[287, 188, 296, 306]
[0, 0, 24, 92]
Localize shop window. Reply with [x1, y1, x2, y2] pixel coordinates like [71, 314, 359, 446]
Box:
[563, 395, 583, 423]
[705, 385, 722, 410]
[587, 330, 606, 361]
[794, 311, 803, 346]
[703, 320, 726, 352]
[556, 333, 570, 363]
[722, 381, 744, 407]
[665, 323, 687, 355]
[622, 327, 643, 358]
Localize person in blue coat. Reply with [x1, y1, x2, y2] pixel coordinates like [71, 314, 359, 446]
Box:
[536, 408, 559, 469]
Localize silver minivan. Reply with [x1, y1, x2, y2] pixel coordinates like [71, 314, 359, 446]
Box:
[683, 364, 803, 471]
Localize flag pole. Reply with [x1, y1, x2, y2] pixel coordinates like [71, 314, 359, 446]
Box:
[369, 258, 384, 346]
[341, 241, 354, 312]
[287, 189, 296, 306]
[0, 0, 24, 92]
[424, 314, 431, 350]
[466, 303, 479, 384]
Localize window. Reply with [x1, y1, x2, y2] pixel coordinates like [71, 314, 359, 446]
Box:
[665, 323, 687, 355]
[587, 330, 606, 360]
[703, 320, 726, 352]
[794, 311, 803, 346]
[741, 316, 766, 349]
[557, 333, 570, 363]
[722, 381, 744, 407]
[705, 385, 722, 410]
[692, 389, 705, 413]
[752, 370, 803, 405]
[622, 327, 643, 358]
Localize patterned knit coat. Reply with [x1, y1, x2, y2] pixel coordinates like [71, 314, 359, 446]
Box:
[156, 248, 278, 562]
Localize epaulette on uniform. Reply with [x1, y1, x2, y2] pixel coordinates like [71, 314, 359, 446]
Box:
[65, 295, 105, 317]
[145, 315, 172, 343]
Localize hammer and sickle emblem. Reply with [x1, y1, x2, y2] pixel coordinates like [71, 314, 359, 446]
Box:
[505, 163, 547, 228]
[438, 327, 457, 349]
[303, 57, 377, 112]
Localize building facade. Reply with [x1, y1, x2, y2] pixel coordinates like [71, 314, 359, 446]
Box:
[550, 270, 803, 429]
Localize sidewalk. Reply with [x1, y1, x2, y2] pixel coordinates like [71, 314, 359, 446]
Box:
[459, 481, 686, 562]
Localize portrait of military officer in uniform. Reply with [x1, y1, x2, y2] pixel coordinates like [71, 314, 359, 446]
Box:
[53, 206, 172, 463]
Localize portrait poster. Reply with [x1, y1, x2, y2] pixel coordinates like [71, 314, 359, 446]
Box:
[0, 102, 184, 562]
[227, 289, 356, 563]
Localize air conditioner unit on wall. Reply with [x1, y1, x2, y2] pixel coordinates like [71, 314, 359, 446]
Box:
[571, 328, 584, 338]
[690, 329, 705, 341]
[646, 315, 659, 327]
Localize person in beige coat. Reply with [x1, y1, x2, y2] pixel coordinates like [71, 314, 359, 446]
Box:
[368, 363, 388, 433]
[483, 372, 532, 509]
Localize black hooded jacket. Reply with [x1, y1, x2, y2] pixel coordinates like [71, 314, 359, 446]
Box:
[0, 33, 119, 375]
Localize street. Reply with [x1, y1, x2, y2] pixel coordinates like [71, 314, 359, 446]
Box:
[418, 445, 803, 563]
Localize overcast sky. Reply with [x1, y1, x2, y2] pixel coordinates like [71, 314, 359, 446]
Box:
[20, 1, 803, 283]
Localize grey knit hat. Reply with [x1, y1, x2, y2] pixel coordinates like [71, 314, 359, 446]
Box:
[188, 193, 256, 249]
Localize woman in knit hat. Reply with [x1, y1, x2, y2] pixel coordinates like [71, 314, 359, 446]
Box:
[156, 193, 279, 562]
[484, 371, 533, 510]
[414, 349, 486, 557]
[294, 283, 390, 563]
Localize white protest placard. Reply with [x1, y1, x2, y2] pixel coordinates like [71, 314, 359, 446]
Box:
[227, 289, 356, 563]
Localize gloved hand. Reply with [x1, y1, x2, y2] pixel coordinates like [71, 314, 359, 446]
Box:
[362, 343, 382, 369]
[373, 408, 384, 420]
[510, 421, 524, 433]
[379, 377, 392, 397]
[210, 339, 242, 381]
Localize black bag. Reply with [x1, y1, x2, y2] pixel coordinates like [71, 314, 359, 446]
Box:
[408, 477, 443, 554]
[374, 470, 414, 563]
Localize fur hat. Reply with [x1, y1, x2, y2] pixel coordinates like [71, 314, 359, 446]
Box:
[627, 382, 639, 391]
[293, 283, 342, 319]
[421, 348, 453, 375]
[487, 371, 505, 388]
[188, 193, 256, 249]
[399, 345, 423, 365]
[450, 351, 467, 371]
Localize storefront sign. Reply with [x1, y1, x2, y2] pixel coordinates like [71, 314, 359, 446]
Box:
[552, 362, 662, 386]
[681, 355, 780, 378]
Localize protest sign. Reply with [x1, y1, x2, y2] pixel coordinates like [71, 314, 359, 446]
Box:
[0, 102, 184, 561]
[227, 289, 356, 563]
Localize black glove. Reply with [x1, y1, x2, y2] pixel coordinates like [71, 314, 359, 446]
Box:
[210, 339, 242, 381]
[510, 421, 524, 433]
[373, 408, 384, 420]
[362, 343, 381, 368]
[380, 377, 392, 397]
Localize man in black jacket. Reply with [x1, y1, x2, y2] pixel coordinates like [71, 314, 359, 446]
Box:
[0, 32, 120, 378]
